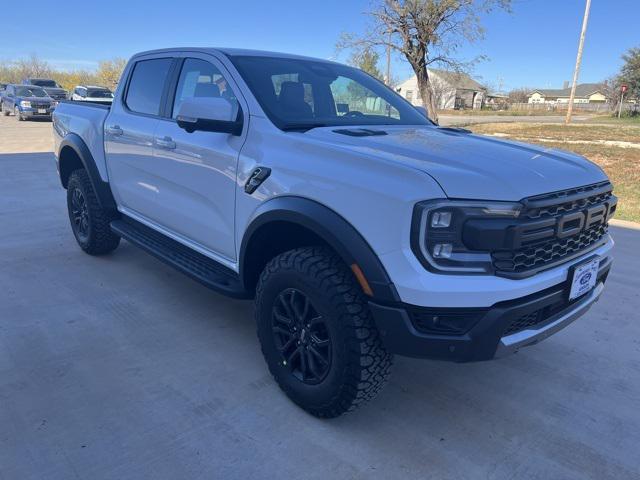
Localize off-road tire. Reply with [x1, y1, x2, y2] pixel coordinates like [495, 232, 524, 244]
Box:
[66, 169, 120, 255]
[256, 246, 393, 418]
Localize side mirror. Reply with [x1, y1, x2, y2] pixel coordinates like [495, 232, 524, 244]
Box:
[176, 97, 243, 135]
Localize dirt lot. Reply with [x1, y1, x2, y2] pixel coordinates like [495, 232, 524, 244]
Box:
[1, 115, 640, 479]
[469, 122, 640, 222]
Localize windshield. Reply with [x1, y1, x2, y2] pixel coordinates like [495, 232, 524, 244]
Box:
[87, 88, 113, 98]
[30, 79, 58, 88]
[229, 55, 431, 131]
[16, 86, 48, 97]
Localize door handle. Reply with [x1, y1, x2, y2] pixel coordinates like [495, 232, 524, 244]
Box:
[155, 136, 176, 150]
[106, 125, 123, 136]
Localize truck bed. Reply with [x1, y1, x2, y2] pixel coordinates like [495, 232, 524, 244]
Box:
[52, 100, 111, 182]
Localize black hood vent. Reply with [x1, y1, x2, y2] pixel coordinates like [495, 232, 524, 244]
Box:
[333, 128, 388, 137]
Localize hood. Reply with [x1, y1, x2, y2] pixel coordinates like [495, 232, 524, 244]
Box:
[41, 87, 66, 94]
[304, 126, 608, 201]
[19, 95, 53, 103]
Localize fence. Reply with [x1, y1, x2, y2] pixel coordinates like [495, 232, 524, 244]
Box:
[485, 102, 638, 113]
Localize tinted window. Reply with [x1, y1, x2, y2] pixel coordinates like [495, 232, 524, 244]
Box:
[87, 88, 113, 98]
[230, 56, 430, 130]
[125, 58, 172, 115]
[31, 79, 57, 87]
[172, 58, 238, 118]
[16, 86, 48, 97]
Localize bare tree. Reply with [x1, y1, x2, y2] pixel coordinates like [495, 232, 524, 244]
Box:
[507, 87, 530, 104]
[427, 72, 452, 109]
[13, 54, 52, 80]
[339, 0, 511, 122]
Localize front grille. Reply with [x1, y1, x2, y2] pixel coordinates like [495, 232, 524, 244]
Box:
[31, 102, 50, 109]
[493, 223, 608, 273]
[492, 183, 613, 276]
[525, 190, 612, 220]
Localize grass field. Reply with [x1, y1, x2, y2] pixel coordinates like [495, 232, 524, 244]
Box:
[469, 122, 640, 222]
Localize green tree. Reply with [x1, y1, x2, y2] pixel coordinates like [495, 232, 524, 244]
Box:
[348, 48, 384, 81]
[619, 46, 640, 101]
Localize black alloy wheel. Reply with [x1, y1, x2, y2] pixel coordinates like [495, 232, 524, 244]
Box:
[272, 288, 331, 385]
[70, 186, 90, 242]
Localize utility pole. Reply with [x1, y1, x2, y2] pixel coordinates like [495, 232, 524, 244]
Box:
[617, 85, 628, 118]
[565, 0, 591, 125]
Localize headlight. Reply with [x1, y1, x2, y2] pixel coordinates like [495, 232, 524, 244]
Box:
[411, 200, 522, 274]
[20, 100, 31, 108]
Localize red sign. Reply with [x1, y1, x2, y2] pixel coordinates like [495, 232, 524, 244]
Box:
[621, 84, 628, 93]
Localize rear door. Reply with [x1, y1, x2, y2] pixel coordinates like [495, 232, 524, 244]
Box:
[150, 53, 247, 261]
[105, 55, 175, 219]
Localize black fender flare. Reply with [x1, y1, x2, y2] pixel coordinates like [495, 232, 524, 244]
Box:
[58, 133, 117, 211]
[239, 196, 399, 302]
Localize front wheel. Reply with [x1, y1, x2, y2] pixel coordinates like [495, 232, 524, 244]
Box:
[14, 106, 23, 121]
[255, 246, 393, 418]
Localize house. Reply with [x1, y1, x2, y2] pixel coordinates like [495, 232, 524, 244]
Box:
[485, 92, 509, 107]
[395, 70, 486, 110]
[527, 83, 607, 104]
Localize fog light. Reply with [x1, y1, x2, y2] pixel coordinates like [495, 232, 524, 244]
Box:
[433, 243, 452, 258]
[431, 211, 452, 228]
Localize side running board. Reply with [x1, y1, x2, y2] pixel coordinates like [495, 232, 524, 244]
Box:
[110, 217, 249, 299]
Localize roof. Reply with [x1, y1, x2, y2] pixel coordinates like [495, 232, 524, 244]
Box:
[529, 83, 604, 98]
[398, 69, 485, 91]
[430, 69, 485, 91]
[133, 47, 339, 65]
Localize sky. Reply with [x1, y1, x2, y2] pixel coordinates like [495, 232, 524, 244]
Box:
[0, 0, 637, 91]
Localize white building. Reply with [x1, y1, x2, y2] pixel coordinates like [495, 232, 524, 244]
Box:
[395, 69, 486, 110]
[527, 84, 607, 104]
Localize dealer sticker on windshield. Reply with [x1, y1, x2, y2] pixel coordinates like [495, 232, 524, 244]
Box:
[569, 257, 599, 301]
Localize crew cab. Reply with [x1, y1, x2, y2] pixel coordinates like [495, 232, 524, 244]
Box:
[23, 78, 67, 101]
[52, 48, 616, 417]
[2, 84, 56, 120]
[71, 85, 114, 103]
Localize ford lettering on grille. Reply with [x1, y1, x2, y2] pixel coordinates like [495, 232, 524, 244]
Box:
[511, 197, 617, 249]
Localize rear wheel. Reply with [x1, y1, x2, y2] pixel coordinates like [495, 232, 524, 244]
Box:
[1, 103, 8, 116]
[66, 169, 120, 255]
[256, 246, 393, 418]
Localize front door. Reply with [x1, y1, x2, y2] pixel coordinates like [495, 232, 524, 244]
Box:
[150, 55, 246, 261]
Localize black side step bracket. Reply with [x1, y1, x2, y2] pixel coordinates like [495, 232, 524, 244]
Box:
[110, 217, 249, 298]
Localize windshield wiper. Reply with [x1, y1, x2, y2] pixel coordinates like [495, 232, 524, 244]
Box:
[280, 122, 328, 132]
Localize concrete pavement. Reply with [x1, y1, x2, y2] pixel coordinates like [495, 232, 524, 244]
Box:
[1, 121, 639, 479]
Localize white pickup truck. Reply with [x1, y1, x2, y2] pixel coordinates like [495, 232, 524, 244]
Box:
[52, 48, 616, 417]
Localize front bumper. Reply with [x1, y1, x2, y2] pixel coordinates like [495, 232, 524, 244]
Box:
[19, 107, 54, 118]
[370, 257, 611, 361]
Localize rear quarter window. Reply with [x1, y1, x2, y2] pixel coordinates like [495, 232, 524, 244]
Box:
[125, 58, 173, 116]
